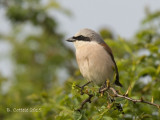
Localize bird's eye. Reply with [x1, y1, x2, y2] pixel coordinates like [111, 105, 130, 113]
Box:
[79, 35, 83, 38]
[77, 35, 84, 40]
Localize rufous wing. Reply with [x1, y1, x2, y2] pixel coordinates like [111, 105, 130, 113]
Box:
[100, 42, 122, 87]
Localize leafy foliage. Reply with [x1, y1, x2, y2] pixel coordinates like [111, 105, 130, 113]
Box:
[0, 1, 160, 120]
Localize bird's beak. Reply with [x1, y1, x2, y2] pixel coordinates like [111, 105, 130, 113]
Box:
[66, 37, 76, 42]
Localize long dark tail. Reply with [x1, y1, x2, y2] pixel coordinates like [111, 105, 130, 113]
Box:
[115, 74, 123, 87]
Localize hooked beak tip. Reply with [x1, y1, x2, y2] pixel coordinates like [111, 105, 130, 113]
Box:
[66, 37, 76, 42]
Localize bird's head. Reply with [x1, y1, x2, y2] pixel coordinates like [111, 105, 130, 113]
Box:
[66, 28, 104, 47]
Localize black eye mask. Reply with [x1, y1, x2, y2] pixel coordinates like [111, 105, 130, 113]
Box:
[73, 35, 91, 42]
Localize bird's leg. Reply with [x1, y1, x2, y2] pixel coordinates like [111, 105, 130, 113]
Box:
[106, 79, 110, 88]
[106, 80, 115, 101]
[99, 85, 104, 95]
[76, 81, 91, 95]
[99, 79, 110, 94]
[99, 81, 106, 94]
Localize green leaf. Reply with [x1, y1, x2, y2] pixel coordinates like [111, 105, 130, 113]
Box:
[73, 111, 82, 120]
[138, 66, 156, 77]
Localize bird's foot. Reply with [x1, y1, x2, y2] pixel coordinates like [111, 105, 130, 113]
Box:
[99, 79, 110, 94]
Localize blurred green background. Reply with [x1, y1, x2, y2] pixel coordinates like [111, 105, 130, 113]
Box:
[0, 0, 160, 120]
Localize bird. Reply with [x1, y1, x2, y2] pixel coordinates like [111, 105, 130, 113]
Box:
[66, 28, 122, 89]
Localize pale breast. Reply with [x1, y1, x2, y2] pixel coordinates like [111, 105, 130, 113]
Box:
[74, 41, 115, 86]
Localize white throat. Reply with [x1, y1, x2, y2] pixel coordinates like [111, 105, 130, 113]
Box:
[74, 41, 96, 49]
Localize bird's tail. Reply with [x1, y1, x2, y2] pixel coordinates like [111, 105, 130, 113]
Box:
[115, 75, 123, 87]
[115, 80, 123, 87]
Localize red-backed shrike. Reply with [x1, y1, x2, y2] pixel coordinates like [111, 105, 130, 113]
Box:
[67, 28, 122, 88]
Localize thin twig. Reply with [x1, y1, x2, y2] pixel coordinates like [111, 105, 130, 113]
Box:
[76, 94, 93, 111]
[100, 87, 160, 109]
[76, 81, 92, 95]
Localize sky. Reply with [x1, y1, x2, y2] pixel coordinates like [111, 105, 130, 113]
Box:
[55, 0, 160, 39]
[0, 0, 160, 78]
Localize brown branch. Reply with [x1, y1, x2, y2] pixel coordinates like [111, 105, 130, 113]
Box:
[76, 94, 93, 111]
[76, 81, 92, 95]
[100, 87, 160, 109]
